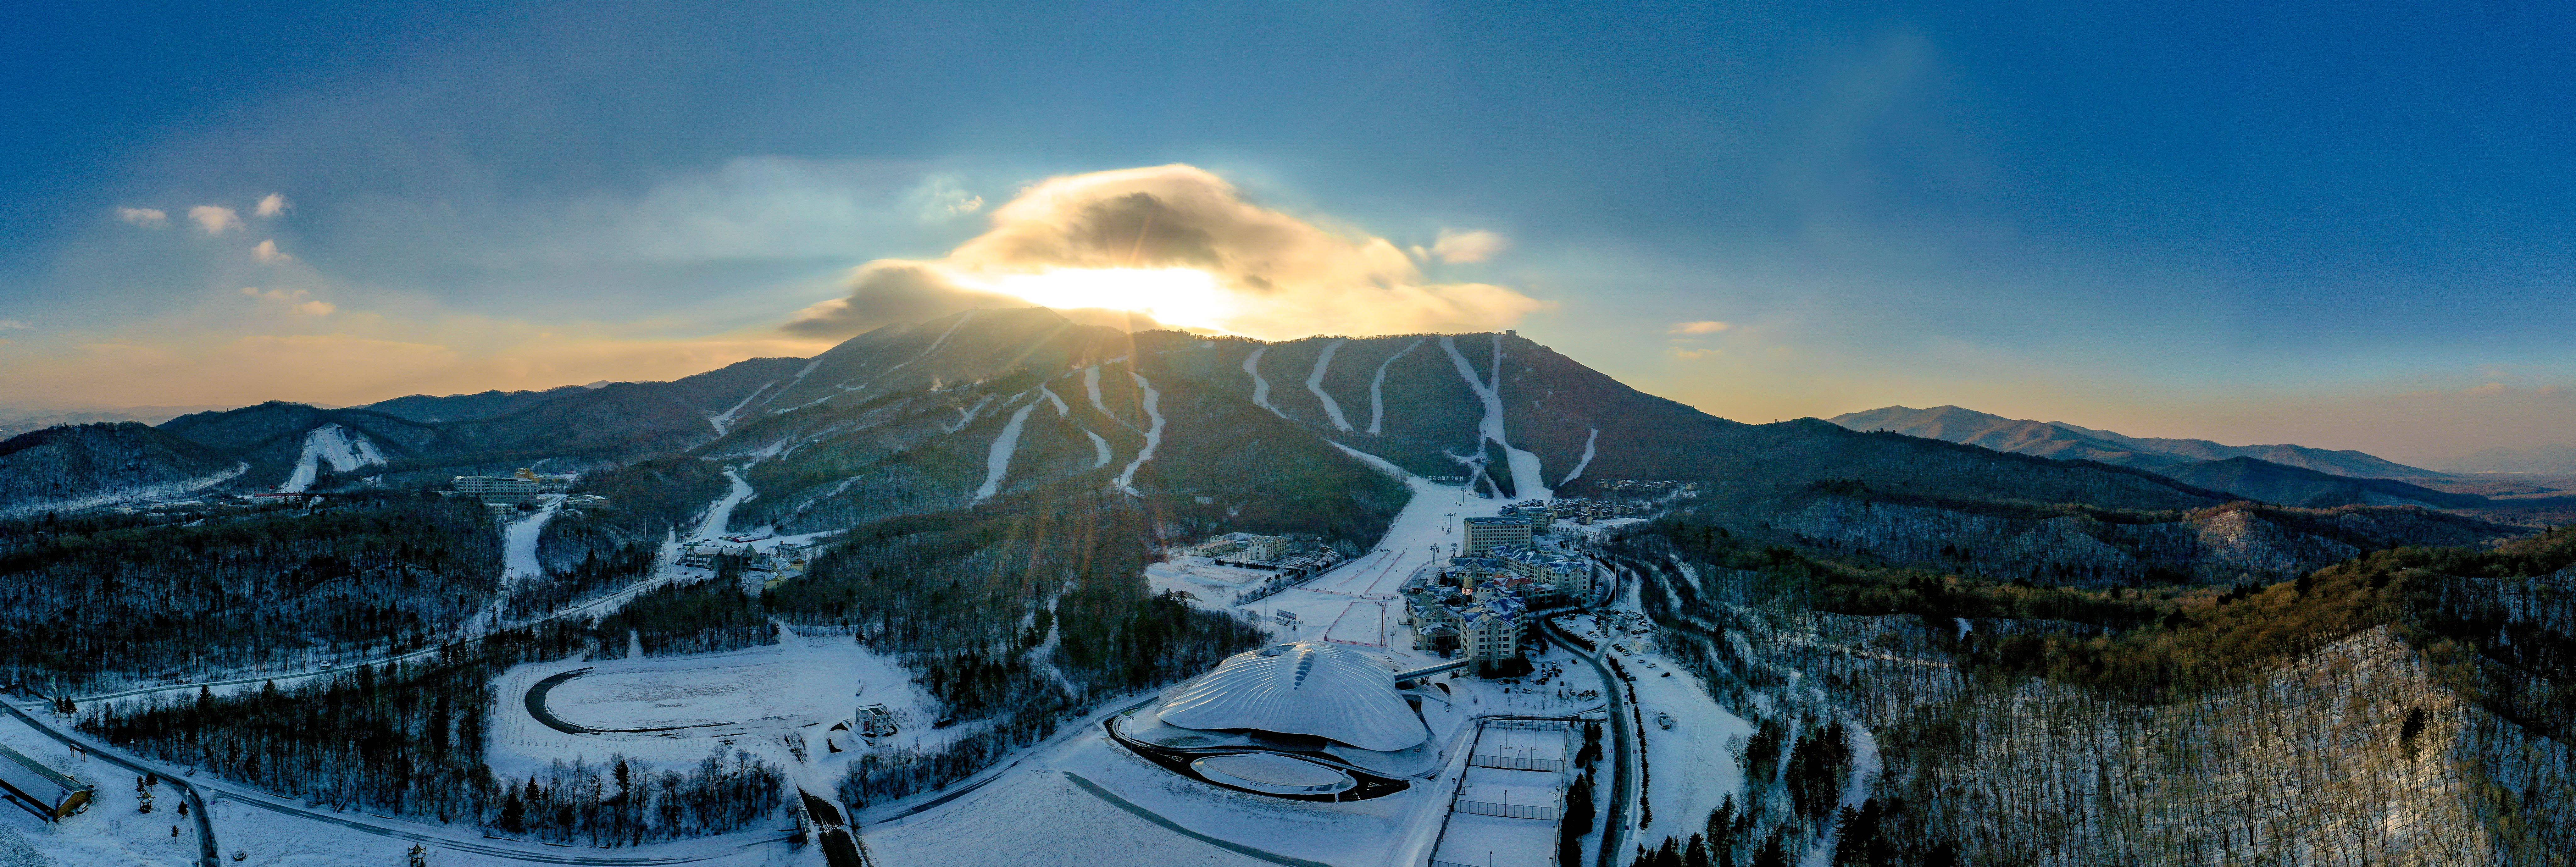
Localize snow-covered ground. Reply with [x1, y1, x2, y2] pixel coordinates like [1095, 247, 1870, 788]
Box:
[973, 397, 1040, 503]
[1111, 370, 1165, 495]
[1305, 338, 1353, 432]
[1624, 645, 1752, 850]
[277, 424, 386, 493]
[486, 628, 938, 780]
[501, 496, 562, 584]
[1242, 346, 1279, 417]
[869, 447, 1615, 866]
[0, 713, 197, 866]
[1437, 336, 1549, 501]
[0, 461, 249, 519]
[693, 469, 755, 540]
[1364, 338, 1422, 436]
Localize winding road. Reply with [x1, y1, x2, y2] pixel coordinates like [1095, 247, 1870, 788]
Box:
[1541, 593, 1639, 867]
[0, 701, 217, 867]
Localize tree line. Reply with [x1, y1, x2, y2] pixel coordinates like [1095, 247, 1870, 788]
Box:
[75, 621, 785, 846]
[0, 493, 499, 693]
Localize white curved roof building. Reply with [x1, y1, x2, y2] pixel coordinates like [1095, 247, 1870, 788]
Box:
[1156, 642, 1430, 752]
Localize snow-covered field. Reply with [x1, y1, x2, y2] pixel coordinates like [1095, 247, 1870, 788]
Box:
[0, 714, 197, 866]
[486, 628, 938, 779]
[1624, 645, 1752, 849]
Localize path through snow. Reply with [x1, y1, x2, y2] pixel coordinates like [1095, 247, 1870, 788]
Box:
[502, 497, 561, 584]
[692, 468, 754, 540]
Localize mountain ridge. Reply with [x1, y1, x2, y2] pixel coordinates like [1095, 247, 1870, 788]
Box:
[1830, 404, 2440, 478]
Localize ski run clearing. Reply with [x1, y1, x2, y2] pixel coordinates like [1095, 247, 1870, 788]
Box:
[1438, 335, 1550, 500]
[277, 423, 386, 493]
[1112, 371, 1165, 494]
[1305, 338, 1354, 431]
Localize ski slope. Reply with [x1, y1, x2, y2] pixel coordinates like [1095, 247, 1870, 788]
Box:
[1243, 346, 1281, 417]
[1111, 371, 1165, 495]
[1439, 335, 1549, 501]
[1366, 338, 1423, 436]
[1559, 427, 1599, 487]
[975, 398, 1041, 503]
[277, 423, 387, 493]
[1305, 338, 1353, 431]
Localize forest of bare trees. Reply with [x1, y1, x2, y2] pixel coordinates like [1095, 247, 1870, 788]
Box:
[75, 623, 785, 846]
[1604, 513, 2576, 865]
[0, 493, 499, 693]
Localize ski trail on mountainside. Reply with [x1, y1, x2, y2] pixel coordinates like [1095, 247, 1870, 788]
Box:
[1366, 338, 1423, 435]
[1306, 338, 1353, 431]
[842, 312, 977, 400]
[1039, 382, 1112, 467]
[1084, 366, 1110, 418]
[1112, 372, 1166, 495]
[1560, 427, 1599, 487]
[975, 396, 1041, 503]
[1440, 335, 1550, 501]
[279, 424, 386, 493]
[708, 378, 780, 435]
[1243, 346, 1282, 417]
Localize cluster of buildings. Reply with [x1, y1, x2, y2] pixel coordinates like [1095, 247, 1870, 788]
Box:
[1464, 500, 1655, 546]
[676, 538, 816, 580]
[1402, 543, 1602, 666]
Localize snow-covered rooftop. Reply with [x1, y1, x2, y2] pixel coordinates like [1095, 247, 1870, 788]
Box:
[1156, 642, 1430, 752]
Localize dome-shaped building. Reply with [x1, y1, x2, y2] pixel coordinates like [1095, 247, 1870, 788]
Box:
[1110, 642, 1447, 800]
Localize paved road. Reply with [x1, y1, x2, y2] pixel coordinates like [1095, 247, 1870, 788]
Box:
[1542, 611, 1637, 867]
[1, 701, 218, 866]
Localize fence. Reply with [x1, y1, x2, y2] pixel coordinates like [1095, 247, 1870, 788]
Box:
[1470, 719, 1572, 771]
[1468, 753, 1564, 772]
[1452, 799, 1566, 821]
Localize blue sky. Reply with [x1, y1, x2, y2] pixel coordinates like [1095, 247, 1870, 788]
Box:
[3, 1, 2571, 464]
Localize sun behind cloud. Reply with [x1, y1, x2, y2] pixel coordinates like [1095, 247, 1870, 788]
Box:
[785, 164, 1546, 340]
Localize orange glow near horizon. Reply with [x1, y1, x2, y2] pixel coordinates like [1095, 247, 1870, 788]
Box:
[964, 267, 1240, 332]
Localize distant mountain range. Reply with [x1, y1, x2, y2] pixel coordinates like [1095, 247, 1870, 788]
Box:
[2441, 444, 2576, 474]
[1825, 405, 2482, 509]
[0, 404, 237, 437]
[1829, 405, 2439, 477]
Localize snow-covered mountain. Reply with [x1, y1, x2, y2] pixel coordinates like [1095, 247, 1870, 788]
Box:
[0, 422, 245, 516]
